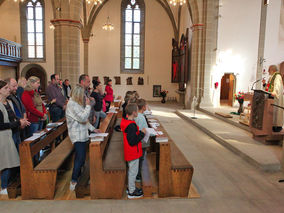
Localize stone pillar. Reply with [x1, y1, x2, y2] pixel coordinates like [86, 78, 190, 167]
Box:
[185, 24, 203, 109]
[256, 0, 268, 89]
[199, 0, 219, 108]
[51, 0, 83, 86]
[83, 38, 89, 75]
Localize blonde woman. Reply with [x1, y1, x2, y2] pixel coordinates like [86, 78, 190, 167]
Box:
[66, 85, 100, 191]
[21, 76, 47, 137]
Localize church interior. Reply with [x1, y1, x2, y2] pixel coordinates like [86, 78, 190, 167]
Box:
[1, 0, 284, 212]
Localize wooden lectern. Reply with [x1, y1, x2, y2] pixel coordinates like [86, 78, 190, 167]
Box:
[249, 90, 274, 136]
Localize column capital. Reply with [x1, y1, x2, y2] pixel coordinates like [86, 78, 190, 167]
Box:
[83, 38, 90, 43]
[51, 19, 83, 29]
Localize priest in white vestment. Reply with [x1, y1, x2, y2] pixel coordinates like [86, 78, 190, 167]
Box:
[264, 65, 284, 132]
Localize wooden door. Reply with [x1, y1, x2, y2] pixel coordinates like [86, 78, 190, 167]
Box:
[220, 73, 235, 106]
[26, 67, 46, 93]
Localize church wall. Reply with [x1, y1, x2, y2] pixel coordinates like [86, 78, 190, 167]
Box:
[264, 0, 284, 75]
[216, 0, 261, 101]
[0, 66, 16, 79]
[0, 0, 20, 43]
[88, 0, 178, 101]
[20, 0, 55, 84]
[0, 1, 54, 84]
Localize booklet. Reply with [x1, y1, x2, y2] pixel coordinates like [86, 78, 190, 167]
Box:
[90, 136, 104, 142]
[89, 133, 109, 137]
[156, 137, 168, 143]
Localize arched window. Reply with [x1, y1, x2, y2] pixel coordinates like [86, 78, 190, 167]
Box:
[20, 0, 45, 60]
[121, 0, 145, 73]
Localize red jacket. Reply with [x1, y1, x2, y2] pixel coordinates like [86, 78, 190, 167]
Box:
[120, 118, 143, 161]
[21, 90, 46, 122]
[104, 85, 113, 102]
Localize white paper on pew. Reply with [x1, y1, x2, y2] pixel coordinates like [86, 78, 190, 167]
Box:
[144, 110, 152, 115]
[156, 137, 168, 143]
[90, 136, 104, 142]
[57, 122, 64, 126]
[33, 131, 46, 137]
[114, 100, 121, 102]
[147, 119, 157, 122]
[107, 111, 118, 114]
[145, 115, 155, 119]
[89, 133, 109, 137]
[24, 135, 42, 141]
[157, 131, 163, 135]
[145, 128, 158, 136]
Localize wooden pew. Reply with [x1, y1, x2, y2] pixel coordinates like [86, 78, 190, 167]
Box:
[157, 123, 193, 197]
[145, 117, 194, 198]
[75, 104, 124, 199]
[89, 112, 126, 199]
[19, 121, 74, 199]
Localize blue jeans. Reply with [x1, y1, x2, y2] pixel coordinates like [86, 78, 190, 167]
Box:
[50, 105, 64, 122]
[12, 131, 21, 152]
[29, 121, 44, 137]
[94, 111, 106, 128]
[1, 168, 10, 189]
[71, 142, 87, 183]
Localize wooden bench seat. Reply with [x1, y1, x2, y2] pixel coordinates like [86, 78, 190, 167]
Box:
[89, 112, 126, 199]
[34, 137, 73, 171]
[103, 141, 125, 171]
[20, 121, 73, 200]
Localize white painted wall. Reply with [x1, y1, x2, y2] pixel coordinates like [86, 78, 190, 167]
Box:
[264, 0, 284, 72]
[88, 0, 178, 101]
[215, 0, 261, 107]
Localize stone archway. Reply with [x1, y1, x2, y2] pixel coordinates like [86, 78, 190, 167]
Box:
[21, 64, 47, 93]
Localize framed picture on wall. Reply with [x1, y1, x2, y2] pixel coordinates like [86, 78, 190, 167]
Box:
[153, 85, 161, 97]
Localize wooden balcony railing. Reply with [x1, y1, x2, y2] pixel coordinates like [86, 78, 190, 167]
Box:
[0, 38, 22, 62]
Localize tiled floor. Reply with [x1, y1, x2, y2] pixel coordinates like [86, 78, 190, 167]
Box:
[1, 102, 284, 213]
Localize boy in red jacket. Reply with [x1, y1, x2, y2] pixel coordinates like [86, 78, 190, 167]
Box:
[120, 103, 146, 199]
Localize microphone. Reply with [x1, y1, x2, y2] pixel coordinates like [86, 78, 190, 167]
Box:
[251, 78, 262, 90]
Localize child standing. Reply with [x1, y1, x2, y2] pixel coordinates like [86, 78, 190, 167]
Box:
[134, 99, 150, 182]
[120, 103, 146, 199]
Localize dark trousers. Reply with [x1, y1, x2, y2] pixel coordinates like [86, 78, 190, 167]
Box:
[50, 105, 65, 122]
[136, 148, 147, 180]
[71, 142, 87, 183]
[1, 168, 10, 189]
[12, 131, 21, 152]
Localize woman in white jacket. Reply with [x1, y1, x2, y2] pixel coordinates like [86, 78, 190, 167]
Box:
[66, 85, 100, 191]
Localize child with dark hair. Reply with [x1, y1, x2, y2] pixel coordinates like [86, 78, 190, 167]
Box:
[120, 103, 146, 199]
[90, 80, 106, 128]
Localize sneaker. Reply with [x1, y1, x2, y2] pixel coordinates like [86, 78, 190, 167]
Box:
[0, 188, 8, 195]
[69, 181, 77, 191]
[126, 187, 142, 194]
[127, 188, 143, 199]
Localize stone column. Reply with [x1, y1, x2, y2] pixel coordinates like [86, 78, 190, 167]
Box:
[185, 24, 203, 109]
[256, 0, 268, 89]
[199, 0, 219, 108]
[51, 0, 83, 86]
[83, 38, 89, 75]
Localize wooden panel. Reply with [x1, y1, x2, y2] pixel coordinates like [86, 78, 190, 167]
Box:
[34, 137, 73, 171]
